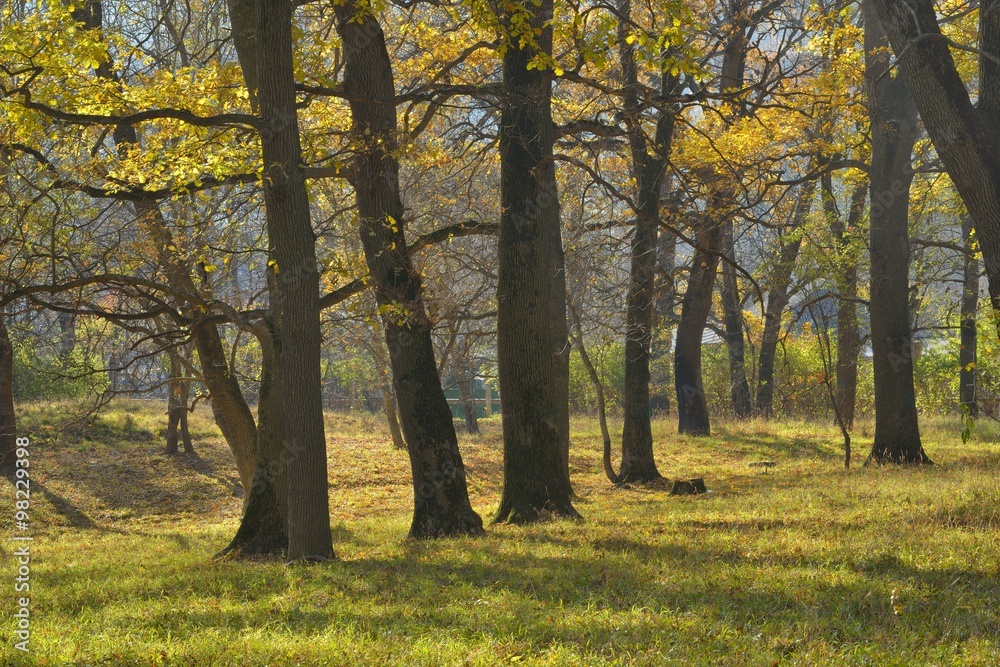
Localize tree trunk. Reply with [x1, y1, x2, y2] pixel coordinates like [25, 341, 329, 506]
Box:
[382, 383, 406, 450]
[455, 354, 480, 435]
[332, 1, 483, 537]
[166, 352, 183, 454]
[0, 316, 16, 468]
[493, 0, 578, 523]
[867, 0, 1000, 340]
[721, 221, 752, 419]
[829, 182, 867, 430]
[569, 301, 617, 485]
[219, 315, 288, 558]
[960, 216, 979, 416]
[617, 0, 677, 479]
[674, 225, 723, 436]
[756, 178, 816, 417]
[57, 313, 75, 360]
[240, 0, 333, 559]
[864, 2, 930, 464]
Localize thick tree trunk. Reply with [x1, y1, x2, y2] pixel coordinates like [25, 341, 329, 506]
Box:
[74, 1, 258, 494]
[867, 0, 1000, 339]
[864, 2, 930, 464]
[721, 222, 752, 419]
[756, 179, 816, 417]
[219, 316, 288, 558]
[0, 316, 16, 468]
[829, 183, 867, 430]
[455, 355, 480, 435]
[675, 225, 723, 436]
[960, 216, 979, 416]
[333, 2, 483, 537]
[243, 0, 333, 559]
[493, 0, 578, 523]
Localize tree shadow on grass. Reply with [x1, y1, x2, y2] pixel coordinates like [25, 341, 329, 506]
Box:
[3, 469, 96, 529]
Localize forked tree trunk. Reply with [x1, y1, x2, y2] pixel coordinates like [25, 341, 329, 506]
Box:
[493, 0, 578, 523]
[333, 1, 483, 537]
[219, 315, 287, 558]
[960, 216, 979, 415]
[616, 0, 677, 482]
[0, 316, 16, 468]
[864, 2, 930, 464]
[756, 178, 816, 417]
[721, 221, 752, 419]
[675, 225, 723, 436]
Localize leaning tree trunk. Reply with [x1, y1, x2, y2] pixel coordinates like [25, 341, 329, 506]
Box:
[721, 221, 752, 419]
[867, 0, 1000, 342]
[166, 352, 184, 454]
[960, 215, 979, 416]
[333, 1, 483, 537]
[829, 182, 867, 430]
[219, 314, 288, 558]
[381, 383, 406, 449]
[568, 301, 617, 485]
[236, 0, 333, 559]
[0, 315, 16, 468]
[493, 0, 578, 523]
[864, 2, 930, 464]
[675, 224, 723, 436]
[74, 0, 258, 494]
[756, 178, 816, 417]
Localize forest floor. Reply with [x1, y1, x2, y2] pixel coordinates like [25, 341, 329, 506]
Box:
[1, 400, 999, 666]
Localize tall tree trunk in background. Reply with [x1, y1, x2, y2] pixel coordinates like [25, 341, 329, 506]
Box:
[651, 219, 678, 415]
[829, 182, 867, 430]
[569, 301, 617, 485]
[0, 316, 16, 468]
[333, 2, 483, 537]
[381, 383, 406, 449]
[721, 222, 752, 418]
[867, 0, 1000, 340]
[756, 179, 816, 417]
[57, 313, 75, 360]
[74, 1, 258, 495]
[617, 0, 677, 482]
[493, 0, 578, 523]
[219, 314, 288, 557]
[166, 352, 185, 453]
[960, 216, 979, 416]
[455, 353, 480, 435]
[237, 0, 333, 559]
[864, 2, 930, 464]
[675, 225, 723, 436]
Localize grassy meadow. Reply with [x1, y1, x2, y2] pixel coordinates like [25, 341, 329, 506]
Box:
[1, 400, 998, 666]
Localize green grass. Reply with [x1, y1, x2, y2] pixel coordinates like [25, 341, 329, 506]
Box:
[1, 400, 999, 665]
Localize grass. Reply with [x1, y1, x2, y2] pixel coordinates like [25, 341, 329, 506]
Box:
[1, 399, 999, 666]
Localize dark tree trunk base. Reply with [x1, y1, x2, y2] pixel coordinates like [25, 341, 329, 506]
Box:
[493, 499, 581, 525]
[868, 446, 933, 465]
[409, 504, 485, 539]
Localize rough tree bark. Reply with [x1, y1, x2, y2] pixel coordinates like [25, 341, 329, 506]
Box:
[493, 0, 578, 522]
[960, 216, 979, 416]
[755, 179, 816, 417]
[864, 2, 930, 464]
[867, 0, 1000, 341]
[237, 0, 333, 559]
[333, 0, 483, 537]
[0, 316, 16, 468]
[616, 0, 677, 482]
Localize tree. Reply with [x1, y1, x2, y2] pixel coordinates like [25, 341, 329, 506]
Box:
[866, 0, 1000, 338]
[331, 0, 484, 537]
[864, 1, 929, 464]
[960, 215, 979, 415]
[493, 0, 578, 523]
